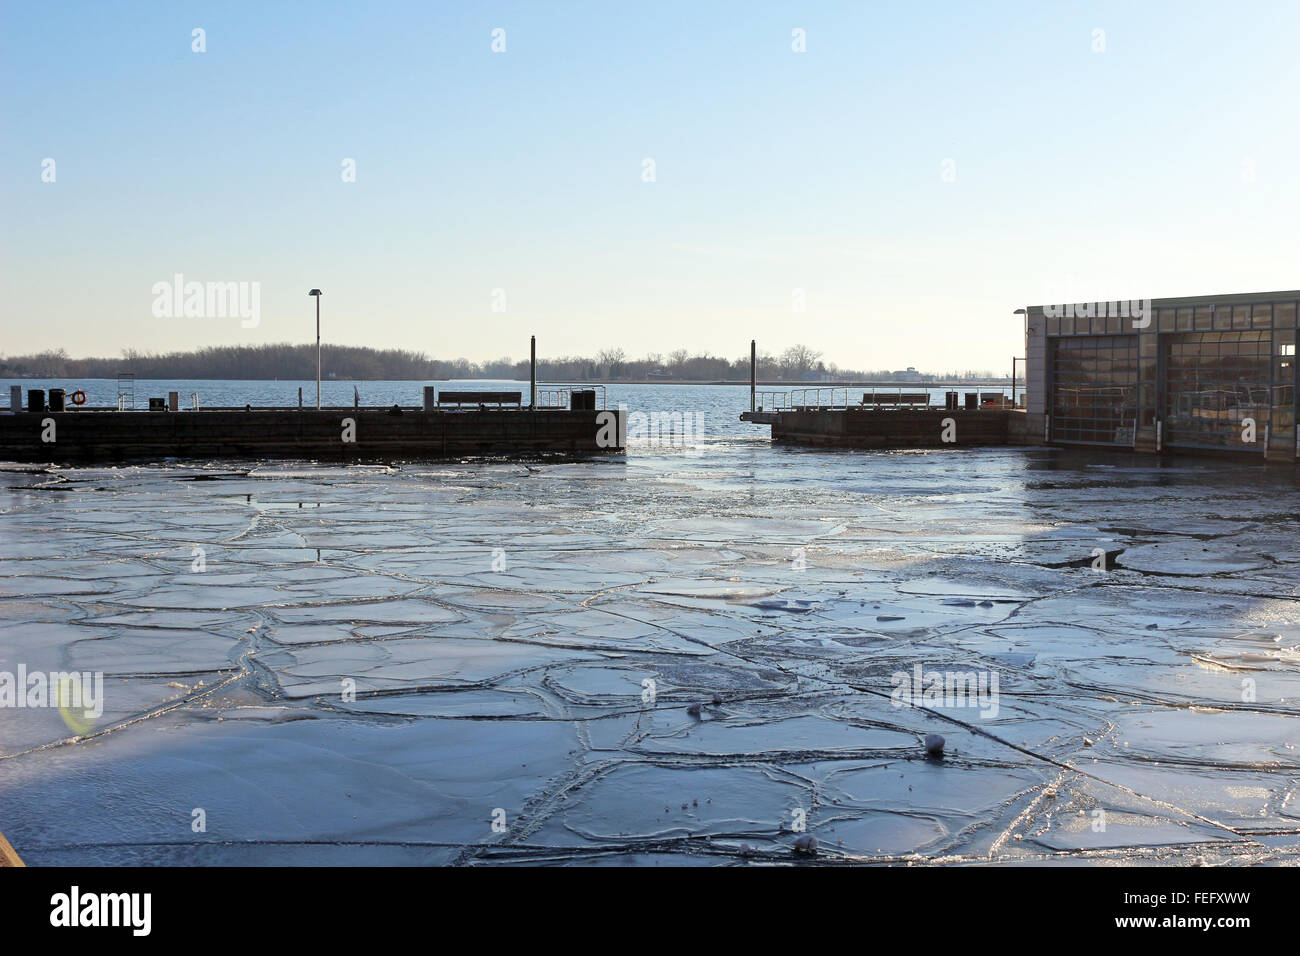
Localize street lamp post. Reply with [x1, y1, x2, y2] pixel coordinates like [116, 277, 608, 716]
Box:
[309, 289, 322, 409]
[1013, 308, 1027, 406]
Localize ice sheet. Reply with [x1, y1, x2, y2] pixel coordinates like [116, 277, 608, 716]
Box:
[1, 444, 1297, 865]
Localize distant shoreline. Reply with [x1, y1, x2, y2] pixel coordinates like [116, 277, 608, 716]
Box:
[0, 376, 1014, 387]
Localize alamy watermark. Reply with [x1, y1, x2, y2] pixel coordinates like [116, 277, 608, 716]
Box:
[50, 886, 151, 936]
[890, 663, 999, 718]
[0, 666, 104, 720]
[597, 404, 705, 452]
[1043, 299, 1152, 328]
[151, 273, 260, 328]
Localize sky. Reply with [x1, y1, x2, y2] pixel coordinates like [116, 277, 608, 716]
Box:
[4, 0, 1300, 374]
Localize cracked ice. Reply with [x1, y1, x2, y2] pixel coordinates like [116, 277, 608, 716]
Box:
[0, 442, 1298, 865]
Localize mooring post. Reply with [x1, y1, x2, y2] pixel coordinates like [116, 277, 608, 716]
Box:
[750, 339, 756, 412]
[530, 335, 537, 410]
[308, 289, 323, 410]
[298, 387, 303, 409]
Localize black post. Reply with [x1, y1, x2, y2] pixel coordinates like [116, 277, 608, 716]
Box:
[530, 335, 537, 409]
[750, 339, 756, 412]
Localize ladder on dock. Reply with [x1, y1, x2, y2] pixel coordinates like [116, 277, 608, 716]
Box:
[116, 372, 135, 411]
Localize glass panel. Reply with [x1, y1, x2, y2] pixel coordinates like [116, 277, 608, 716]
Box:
[1177, 308, 1194, 331]
[1233, 305, 1251, 329]
[1253, 303, 1272, 329]
[1273, 329, 1295, 439]
[1158, 307, 1176, 332]
[1196, 306, 1214, 331]
[1276, 302, 1297, 328]
[1163, 330, 1271, 449]
[1050, 335, 1139, 444]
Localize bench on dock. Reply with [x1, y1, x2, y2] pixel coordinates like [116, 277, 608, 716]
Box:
[436, 391, 523, 407]
[861, 393, 930, 406]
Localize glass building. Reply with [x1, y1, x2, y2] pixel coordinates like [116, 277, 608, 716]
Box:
[1024, 291, 1297, 457]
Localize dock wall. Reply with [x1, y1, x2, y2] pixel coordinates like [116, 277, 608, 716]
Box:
[1007, 411, 1047, 446]
[753, 407, 1296, 463]
[0, 408, 625, 464]
[767, 408, 1019, 448]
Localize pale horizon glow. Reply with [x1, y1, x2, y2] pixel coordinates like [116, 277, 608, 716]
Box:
[4, 1, 1300, 373]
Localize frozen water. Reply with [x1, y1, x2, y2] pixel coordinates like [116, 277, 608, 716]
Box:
[1, 435, 1299, 865]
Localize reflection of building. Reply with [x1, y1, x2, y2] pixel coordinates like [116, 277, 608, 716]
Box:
[1023, 292, 1296, 457]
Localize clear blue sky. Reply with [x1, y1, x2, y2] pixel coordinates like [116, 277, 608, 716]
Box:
[4, 1, 1300, 374]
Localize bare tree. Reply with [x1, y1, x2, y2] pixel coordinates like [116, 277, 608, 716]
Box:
[596, 348, 626, 379]
[780, 344, 822, 380]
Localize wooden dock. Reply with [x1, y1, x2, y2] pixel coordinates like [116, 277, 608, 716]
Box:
[0, 407, 625, 464]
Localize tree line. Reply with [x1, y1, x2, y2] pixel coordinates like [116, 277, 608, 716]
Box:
[0, 343, 1006, 383]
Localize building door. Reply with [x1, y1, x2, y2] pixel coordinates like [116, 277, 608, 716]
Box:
[1049, 335, 1138, 445]
[1162, 331, 1270, 451]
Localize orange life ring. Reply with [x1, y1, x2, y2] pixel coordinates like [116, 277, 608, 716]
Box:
[70, 390, 87, 406]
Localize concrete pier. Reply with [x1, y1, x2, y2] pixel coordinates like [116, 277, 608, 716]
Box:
[0, 407, 624, 464]
[741, 407, 1023, 448]
[741, 405, 1293, 461]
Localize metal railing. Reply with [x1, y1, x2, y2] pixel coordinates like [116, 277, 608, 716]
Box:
[536, 384, 607, 409]
[758, 382, 1016, 411]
